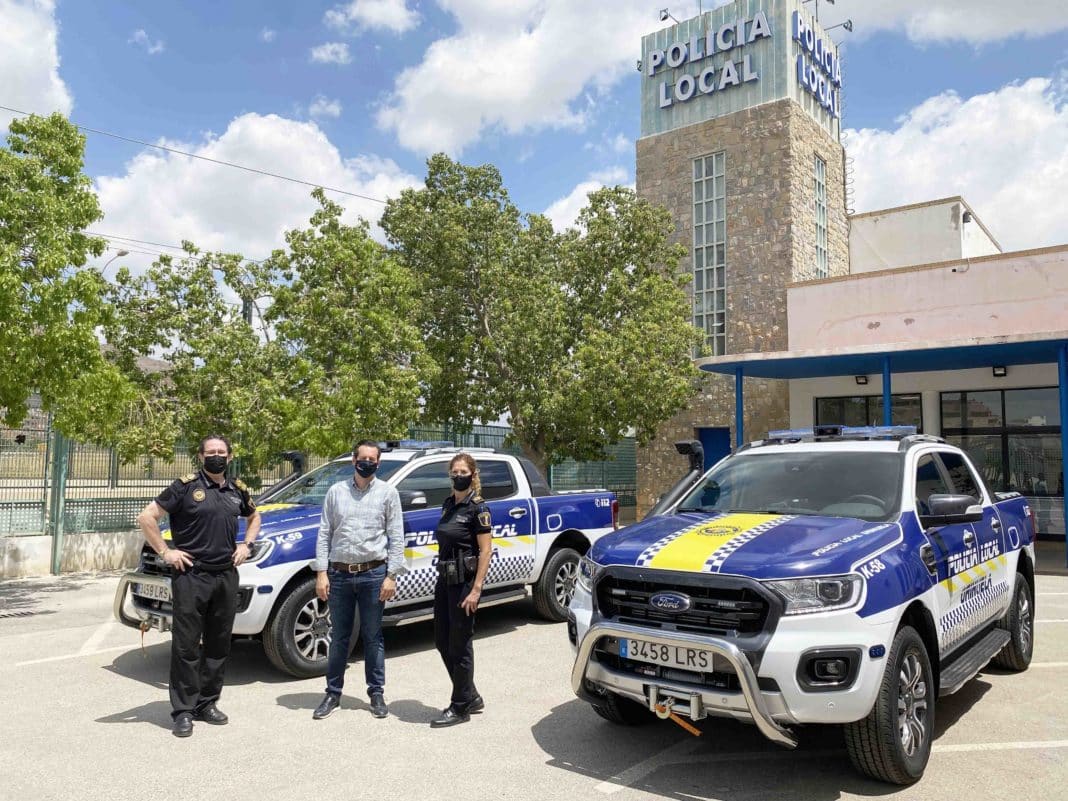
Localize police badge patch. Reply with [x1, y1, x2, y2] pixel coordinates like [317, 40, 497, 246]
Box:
[478, 511, 492, 528]
[192, 488, 206, 502]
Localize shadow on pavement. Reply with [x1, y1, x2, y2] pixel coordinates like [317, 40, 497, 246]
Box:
[531, 686, 995, 801]
[275, 691, 441, 724]
[95, 700, 173, 731]
[101, 639, 296, 689]
[0, 573, 97, 614]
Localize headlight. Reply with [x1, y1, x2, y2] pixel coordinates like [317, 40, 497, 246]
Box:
[577, 554, 604, 592]
[244, 538, 274, 564]
[765, 574, 863, 615]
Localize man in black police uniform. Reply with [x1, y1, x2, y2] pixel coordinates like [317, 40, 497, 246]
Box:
[136, 435, 261, 737]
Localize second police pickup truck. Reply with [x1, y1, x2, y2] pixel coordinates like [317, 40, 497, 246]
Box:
[569, 426, 1036, 785]
[115, 441, 617, 677]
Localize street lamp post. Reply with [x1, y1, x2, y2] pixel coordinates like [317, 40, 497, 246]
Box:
[100, 249, 129, 279]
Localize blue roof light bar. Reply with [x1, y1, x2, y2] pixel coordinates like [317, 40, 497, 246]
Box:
[767, 425, 917, 441]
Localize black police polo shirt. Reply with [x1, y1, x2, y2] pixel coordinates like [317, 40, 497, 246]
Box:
[156, 471, 256, 568]
[435, 492, 492, 558]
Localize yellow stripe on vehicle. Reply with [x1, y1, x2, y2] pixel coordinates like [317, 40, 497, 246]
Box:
[255, 503, 299, 514]
[647, 513, 781, 572]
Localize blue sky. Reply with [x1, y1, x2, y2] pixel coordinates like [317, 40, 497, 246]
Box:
[2, 0, 1067, 263]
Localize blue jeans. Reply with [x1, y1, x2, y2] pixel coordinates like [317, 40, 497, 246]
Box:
[325, 565, 386, 698]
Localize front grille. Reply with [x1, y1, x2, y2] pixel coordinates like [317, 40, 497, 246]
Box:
[596, 575, 770, 636]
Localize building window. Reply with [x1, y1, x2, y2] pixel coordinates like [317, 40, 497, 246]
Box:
[814, 155, 828, 278]
[693, 152, 726, 355]
[941, 388, 1063, 536]
[815, 393, 923, 431]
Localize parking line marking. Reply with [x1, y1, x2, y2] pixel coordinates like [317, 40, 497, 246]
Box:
[1030, 662, 1068, 668]
[78, 618, 116, 655]
[594, 738, 704, 794]
[1039, 593, 1068, 596]
[1037, 619, 1068, 623]
[15, 644, 134, 667]
[933, 740, 1068, 753]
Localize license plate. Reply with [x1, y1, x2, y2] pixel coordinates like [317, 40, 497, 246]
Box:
[133, 582, 171, 602]
[620, 638, 715, 671]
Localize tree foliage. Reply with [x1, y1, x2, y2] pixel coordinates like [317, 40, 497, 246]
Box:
[382, 154, 703, 471]
[0, 113, 114, 430]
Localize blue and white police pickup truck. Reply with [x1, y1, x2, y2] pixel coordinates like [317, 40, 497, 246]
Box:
[569, 426, 1036, 785]
[115, 442, 617, 677]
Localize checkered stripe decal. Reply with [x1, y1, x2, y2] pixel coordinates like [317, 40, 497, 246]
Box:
[394, 567, 438, 602]
[392, 555, 535, 602]
[634, 524, 700, 567]
[703, 516, 796, 573]
[939, 580, 1009, 648]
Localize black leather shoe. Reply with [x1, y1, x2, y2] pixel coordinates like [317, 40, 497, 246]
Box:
[172, 712, 193, 738]
[467, 695, 485, 714]
[369, 692, 388, 719]
[313, 694, 340, 720]
[193, 703, 228, 725]
[430, 706, 470, 728]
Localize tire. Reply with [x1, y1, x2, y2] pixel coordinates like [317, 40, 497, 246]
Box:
[590, 690, 653, 726]
[533, 547, 581, 621]
[263, 575, 359, 678]
[844, 626, 935, 786]
[992, 575, 1034, 671]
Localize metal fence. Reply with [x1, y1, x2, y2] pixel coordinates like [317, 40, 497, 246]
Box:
[0, 415, 637, 543]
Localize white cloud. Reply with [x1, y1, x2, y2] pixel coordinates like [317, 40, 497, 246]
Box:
[0, 0, 72, 129]
[847, 76, 1068, 251]
[325, 0, 419, 34]
[260, 28, 277, 43]
[129, 29, 165, 55]
[93, 113, 422, 273]
[822, 1, 1068, 45]
[543, 166, 632, 232]
[310, 42, 352, 65]
[309, 95, 343, 119]
[376, 1, 663, 154]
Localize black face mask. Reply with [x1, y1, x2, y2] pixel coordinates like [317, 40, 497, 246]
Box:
[203, 455, 228, 474]
[451, 474, 473, 492]
[355, 460, 378, 478]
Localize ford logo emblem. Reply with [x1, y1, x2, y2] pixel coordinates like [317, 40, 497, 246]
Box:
[649, 591, 691, 613]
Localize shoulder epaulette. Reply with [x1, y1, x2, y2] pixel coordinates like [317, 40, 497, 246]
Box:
[472, 494, 484, 504]
[234, 478, 250, 493]
[179, 473, 197, 483]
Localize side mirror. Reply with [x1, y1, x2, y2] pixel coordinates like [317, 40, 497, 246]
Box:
[399, 490, 428, 510]
[921, 493, 983, 528]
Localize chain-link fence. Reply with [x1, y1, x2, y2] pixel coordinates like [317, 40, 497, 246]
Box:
[0, 415, 636, 539]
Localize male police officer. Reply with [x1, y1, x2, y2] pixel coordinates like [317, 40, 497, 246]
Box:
[312, 440, 405, 720]
[136, 435, 261, 737]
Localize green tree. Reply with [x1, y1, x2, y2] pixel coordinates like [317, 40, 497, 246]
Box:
[0, 113, 122, 433]
[264, 190, 433, 456]
[381, 154, 703, 472]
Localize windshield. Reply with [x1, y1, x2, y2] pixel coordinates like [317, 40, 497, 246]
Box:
[266, 459, 405, 505]
[676, 451, 904, 522]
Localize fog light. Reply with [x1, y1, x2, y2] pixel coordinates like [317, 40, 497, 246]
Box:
[813, 658, 848, 682]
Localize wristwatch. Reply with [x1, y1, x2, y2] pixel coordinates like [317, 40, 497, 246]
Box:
[242, 540, 255, 549]
[386, 571, 397, 580]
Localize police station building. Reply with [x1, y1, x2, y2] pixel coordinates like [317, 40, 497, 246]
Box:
[634, 0, 1068, 548]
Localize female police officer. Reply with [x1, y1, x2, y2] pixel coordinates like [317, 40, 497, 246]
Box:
[429, 453, 493, 728]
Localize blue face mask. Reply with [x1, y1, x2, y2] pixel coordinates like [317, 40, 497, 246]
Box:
[355, 460, 378, 478]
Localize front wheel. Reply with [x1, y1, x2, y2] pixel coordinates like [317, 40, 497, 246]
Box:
[993, 575, 1034, 671]
[844, 625, 934, 785]
[263, 575, 359, 678]
[533, 547, 581, 621]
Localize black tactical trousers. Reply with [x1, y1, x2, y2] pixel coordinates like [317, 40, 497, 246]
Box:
[433, 578, 479, 710]
[169, 567, 238, 718]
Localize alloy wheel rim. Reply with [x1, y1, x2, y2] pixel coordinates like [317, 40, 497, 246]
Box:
[555, 560, 578, 608]
[294, 596, 331, 661]
[1018, 591, 1033, 654]
[897, 651, 928, 757]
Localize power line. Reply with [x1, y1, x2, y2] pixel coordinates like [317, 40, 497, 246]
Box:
[1, 103, 389, 205]
[91, 231, 268, 264]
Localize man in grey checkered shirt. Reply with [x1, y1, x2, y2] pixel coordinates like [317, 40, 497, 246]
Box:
[311, 440, 406, 721]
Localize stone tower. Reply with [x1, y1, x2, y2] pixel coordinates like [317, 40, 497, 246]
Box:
[635, 0, 849, 515]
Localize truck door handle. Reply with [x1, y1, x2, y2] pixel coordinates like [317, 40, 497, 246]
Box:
[991, 519, 1002, 530]
[963, 531, 976, 547]
[508, 507, 528, 519]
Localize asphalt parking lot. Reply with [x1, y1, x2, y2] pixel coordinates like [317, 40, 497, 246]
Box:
[1, 571, 1067, 801]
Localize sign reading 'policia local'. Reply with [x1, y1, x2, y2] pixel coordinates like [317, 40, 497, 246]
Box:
[646, 11, 774, 109]
[792, 11, 842, 118]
